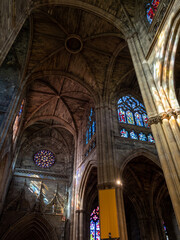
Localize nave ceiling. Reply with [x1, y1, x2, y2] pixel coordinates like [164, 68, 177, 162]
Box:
[18, 4, 140, 169]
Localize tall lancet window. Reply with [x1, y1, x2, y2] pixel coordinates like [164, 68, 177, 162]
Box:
[90, 206, 100, 240]
[85, 107, 96, 157]
[86, 108, 96, 144]
[117, 95, 155, 143]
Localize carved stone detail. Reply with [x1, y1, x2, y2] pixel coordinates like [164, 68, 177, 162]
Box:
[148, 108, 180, 125]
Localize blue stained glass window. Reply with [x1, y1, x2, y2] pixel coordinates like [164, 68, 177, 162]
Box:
[89, 126, 92, 141]
[135, 112, 144, 126]
[118, 108, 126, 123]
[86, 130, 89, 144]
[92, 121, 96, 135]
[86, 108, 96, 145]
[120, 128, 128, 138]
[117, 95, 147, 127]
[117, 95, 155, 143]
[126, 110, 134, 125]
[148, 133, 155, 143]
[130, 130, 138, 140]
[142, 113, 149, 128]
[139, 132, 147, 141]
[90, 207, 100, 240]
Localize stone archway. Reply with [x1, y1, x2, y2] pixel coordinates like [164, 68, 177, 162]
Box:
[1, 213, 58, 240]
[76, 164, 98, 240]
[122, 155, 179, 240]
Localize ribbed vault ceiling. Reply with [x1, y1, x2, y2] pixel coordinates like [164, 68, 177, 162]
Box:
[18, 5, 140, 177]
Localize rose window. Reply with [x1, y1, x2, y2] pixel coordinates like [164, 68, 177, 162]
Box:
[33, 150, 55, 168]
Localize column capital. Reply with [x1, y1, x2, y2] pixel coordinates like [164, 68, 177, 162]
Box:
[148, 108, 180, 125]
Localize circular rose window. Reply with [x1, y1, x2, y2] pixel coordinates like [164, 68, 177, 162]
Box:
[33, 150, 55, 168]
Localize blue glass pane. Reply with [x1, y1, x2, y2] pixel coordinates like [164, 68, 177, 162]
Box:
[86, 130, 88, 144]
[130, 130, 138, 140]
[139, 132, 147, 141]
[148, 133, 155, 143]
[92, 121, 96, 135]
[126, 110, 134, 125]
[142, 114, 149, 128]
[89, 126, 92, 141]
[120, 128, 128, 138]
[118, 108, 126, 123]
[135, 112, 144, 126]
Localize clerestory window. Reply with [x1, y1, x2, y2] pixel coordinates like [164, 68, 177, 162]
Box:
[85, 108, 96, 157]
[117, 95, 155, 143]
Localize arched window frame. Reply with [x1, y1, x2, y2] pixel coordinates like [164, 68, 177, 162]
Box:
[90, 206, 100, 240]
[84, 107, 96, 158]
[117, 95, 155, 143]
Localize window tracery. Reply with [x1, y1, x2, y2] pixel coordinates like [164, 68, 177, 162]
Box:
[33, 150, 55, 168]
[118, 95, 155, 143]
[90, 206, 100, 240]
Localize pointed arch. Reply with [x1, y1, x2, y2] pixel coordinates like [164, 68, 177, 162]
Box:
[1, 213, 58, 240]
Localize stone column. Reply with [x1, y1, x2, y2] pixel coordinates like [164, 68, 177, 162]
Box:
[116, 187, 128, 240]
[79, 209, 85, 240]
[127, 34, 180, 227]
[75, 210, 80, 240]
[96, 101, 128, 240]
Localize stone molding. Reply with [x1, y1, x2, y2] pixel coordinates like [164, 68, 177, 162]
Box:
[14, 168, 68, 180]
[148, 108, 180, 125]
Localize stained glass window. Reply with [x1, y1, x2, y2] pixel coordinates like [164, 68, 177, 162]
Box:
[126, 110, 135, 125]
[90, 206, 100, 240]
[92, 121, 96, 135]
[13, 100, 25, 141]
[135, 112, 143, 127]
[148, 133, 155, 143]
[120, 128, 128, 138]
[146, 0, 160, 24]
[130, 130, 138, 140]
[142, 113, 149, 128]
[139, 132, 147, 141]
[117, 95, 154, 143]
[117, 95, 148, 128]
[86, 108, 96, 145]
[33, 150, 55, 168]
[86, 130, 88, 144]
[118, 108, 126, 123]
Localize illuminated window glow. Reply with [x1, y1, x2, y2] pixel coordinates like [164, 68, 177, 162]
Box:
[86, 108, 96, 145]
[146, 0, 160, 24]
[90, 206, 100, 240]
[33, 150, 55, 168]
[117, 96, 149, 128]
[117, 95, 155, 143]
